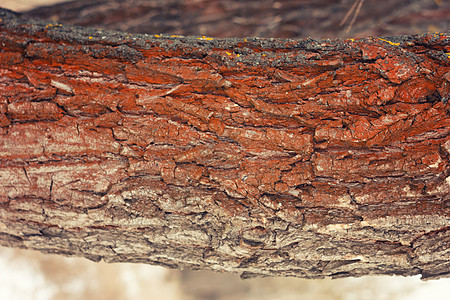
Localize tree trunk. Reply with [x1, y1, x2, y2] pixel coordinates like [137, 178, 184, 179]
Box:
[0, 8, 449, 280]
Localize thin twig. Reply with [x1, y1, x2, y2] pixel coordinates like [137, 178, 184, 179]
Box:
[340, 0, 360, 27]
[340, 0, 365, 34]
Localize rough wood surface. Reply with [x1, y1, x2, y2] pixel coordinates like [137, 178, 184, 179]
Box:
[0, 8, 449, 279]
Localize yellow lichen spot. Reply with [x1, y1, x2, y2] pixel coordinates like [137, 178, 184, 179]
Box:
[226, 51, 232, 56]
[446, 53, 450, 58]
[262, 54, 266, 56]
[350, 38, 354, 42]
[45, 23, 62, 28]
[237, 54, 240, 57]
[170, 35, 180, 37]
[154, 34, 161, 38]
[378, 38, 400, 46]
[244, 39, 247, 42]
[89, 36, 93, 39]
[198, 36, 213, 40]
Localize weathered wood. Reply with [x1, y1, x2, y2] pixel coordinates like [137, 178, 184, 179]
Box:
[0, 8, 449, 279]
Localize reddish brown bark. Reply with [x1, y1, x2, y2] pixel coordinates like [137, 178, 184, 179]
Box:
[0, 8, 449, 279]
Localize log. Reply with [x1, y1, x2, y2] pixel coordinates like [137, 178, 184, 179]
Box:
[0, 8, 449, 279]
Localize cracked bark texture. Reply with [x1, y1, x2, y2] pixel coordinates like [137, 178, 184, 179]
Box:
[0, 8, 449, 280]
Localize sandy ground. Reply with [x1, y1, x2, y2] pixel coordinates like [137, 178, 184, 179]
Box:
[0, 1, 449, 299]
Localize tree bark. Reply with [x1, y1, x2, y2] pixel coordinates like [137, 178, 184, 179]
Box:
[0, 8, 449, 280]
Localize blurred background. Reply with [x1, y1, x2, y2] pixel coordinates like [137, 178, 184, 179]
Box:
[1, 0, 449, 299]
